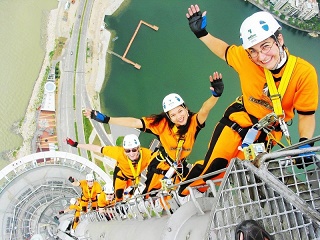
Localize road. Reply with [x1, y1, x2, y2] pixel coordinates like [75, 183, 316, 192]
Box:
[57, 0, 113, 157]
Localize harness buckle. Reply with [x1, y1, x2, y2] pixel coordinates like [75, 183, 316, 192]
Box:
[270, 93, 281, 101]
[231, 122, 243, 133]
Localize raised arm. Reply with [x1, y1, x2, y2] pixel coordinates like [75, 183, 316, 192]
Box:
[197, 72, 224, 124]
[68, 176, 80, 187]
[83, 109, 143, 129]
[66, 137, 102, 153]
[186, 4, 229, 61]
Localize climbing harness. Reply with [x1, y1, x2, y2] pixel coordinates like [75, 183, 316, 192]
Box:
[127, 149, 142, 185]
[242, 55, 297, 160]
[242, 112, 278, 160]
[264, 55, 297, 145]
[156, 126, 186, 181]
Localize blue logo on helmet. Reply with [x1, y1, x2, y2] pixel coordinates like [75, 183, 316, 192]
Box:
[260, 20, 269, 31]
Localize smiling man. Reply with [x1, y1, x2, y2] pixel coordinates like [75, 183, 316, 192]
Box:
[178, 5, 318, 197]
[68, 173, 102, 212]
[66, 134, 152, 202]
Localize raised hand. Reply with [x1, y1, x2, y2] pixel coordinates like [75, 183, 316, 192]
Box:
[66, 137, 78, 148]
[210, 72, 224, 97]
[84, 109, 110, 124]
[186, 4, 208, 38]
[68, 176, 75, 183]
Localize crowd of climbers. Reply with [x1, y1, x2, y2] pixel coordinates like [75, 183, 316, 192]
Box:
[60, 4, 318, 239]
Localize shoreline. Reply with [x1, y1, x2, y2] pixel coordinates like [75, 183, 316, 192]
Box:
[14, 0, 125, 160]
[14, 6, 58, 160]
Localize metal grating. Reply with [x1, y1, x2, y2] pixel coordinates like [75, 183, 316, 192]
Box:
[207, 149, 320, 240]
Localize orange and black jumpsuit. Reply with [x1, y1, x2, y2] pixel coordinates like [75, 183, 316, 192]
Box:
[98, 191, 114, 209]
[69, 198, 81, 229]
[98, 192, 115, 220]
[101, 146, 152, 201]
[179, 46, 318, 196]
[79, 180, 102, 212]
[140, 113, 205, 195]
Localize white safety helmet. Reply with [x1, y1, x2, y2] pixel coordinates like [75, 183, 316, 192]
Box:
[240, 11, 281, 49]
[86, 173, 94, 181]
[162, 93, 184, 113]
[123, 134, 140, 149]
[103, 184, 114, 194]
[70, 198, 77, 205]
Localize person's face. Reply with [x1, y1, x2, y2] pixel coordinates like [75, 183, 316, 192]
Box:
[168, 106, 188, 126]
[124, 147, 140, 161]
[106, 193, 114, 201]
[247, 35, 284, 70]
[87, 180, 94, 187]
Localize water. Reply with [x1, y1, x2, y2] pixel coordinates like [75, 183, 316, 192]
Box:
[0, 0, 57, 159]
[102, 0, 320, 162]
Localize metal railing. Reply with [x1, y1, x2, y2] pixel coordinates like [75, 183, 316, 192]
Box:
[80, 138, 320, 240]
[0, 151, 112, 240]
[207, 146, 320, 240]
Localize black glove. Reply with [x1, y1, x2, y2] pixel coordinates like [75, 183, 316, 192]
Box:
[68, 176, 75, 183]
[295, 137, 315, 169]
[188, 11, 208, 38]
[66, 137, 78, 148]
[91, 110, 110, 123]
[59, 210, 64, 215]
[211, 78, 224, 97]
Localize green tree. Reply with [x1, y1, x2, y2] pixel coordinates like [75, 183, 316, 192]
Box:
[116, 136, 124, 147]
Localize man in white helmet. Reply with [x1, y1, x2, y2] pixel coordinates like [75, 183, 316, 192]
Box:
[66, 134, 152, 202]
[68, 173, 102, 212]
[82, 72, 224, 197]
[57, 198, 82, 232]
[178, 5, 318, 197]
[98, 183, 115, 212]
[98, 183, 115, 219]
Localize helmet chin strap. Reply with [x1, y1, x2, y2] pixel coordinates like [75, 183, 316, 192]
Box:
[272, 42, 287, 70]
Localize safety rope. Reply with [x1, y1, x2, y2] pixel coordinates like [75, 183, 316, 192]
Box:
[265, 130, 286, 152]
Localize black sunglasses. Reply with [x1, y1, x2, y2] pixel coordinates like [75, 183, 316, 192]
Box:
[124, 147, 139, 153]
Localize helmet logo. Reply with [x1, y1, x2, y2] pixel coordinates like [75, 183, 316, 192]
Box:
[163, 96, 181, 110]
[123, 134, 140, 148]
[247, 29, 257, 42]
[260, 20, 269, 31]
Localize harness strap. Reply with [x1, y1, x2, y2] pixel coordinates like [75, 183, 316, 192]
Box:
[81, 195, 97, 202]
[157, 146, 186, 164]
[172, 125, 186, 164]
[219, 99, 259, 139]
[116, 174, 130, 181]
[81, 198, 89, 202]
[127, 149, 142, 185]
[264, 55, 296, 146]
[264, 55, 297, 117]
[175, 138, 185, 164]
[219, 117, 250, 139]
